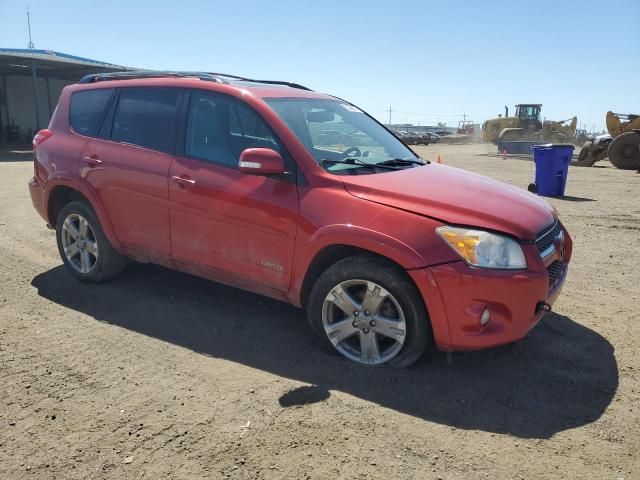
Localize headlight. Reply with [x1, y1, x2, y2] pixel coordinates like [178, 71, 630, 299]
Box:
[436, 226, 526, 269]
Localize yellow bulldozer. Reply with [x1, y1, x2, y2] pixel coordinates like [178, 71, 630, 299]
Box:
[482, 104, 577, 144]
[575, 111, 640, 170]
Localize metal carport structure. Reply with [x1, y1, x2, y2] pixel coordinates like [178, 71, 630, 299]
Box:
[0, 48, 128, 143]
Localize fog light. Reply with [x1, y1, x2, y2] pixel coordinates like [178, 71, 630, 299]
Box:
[480, 308, 491, 326]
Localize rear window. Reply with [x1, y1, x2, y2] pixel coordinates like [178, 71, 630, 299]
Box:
[112, 88, 180, 153]
[69, 89, 114, 136]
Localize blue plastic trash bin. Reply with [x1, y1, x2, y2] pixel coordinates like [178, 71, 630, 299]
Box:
[531, 144, 574, 197]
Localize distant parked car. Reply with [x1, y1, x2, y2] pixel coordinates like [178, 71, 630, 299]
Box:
[405, 132, 440, 146]
[391, 130, 430, 146]
[425, 132, 440, 143]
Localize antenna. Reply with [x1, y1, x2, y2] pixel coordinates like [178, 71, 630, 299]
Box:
[26, 7, 35, 49]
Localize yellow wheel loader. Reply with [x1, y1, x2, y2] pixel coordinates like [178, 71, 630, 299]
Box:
[482, 104, 577, 145]
[575, 112, 640, 170]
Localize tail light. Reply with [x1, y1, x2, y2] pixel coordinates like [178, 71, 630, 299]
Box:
[32, 129, 53, 181]
[33, 129, 53, 148]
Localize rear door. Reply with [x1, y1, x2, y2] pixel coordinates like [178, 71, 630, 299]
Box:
[79, 87, 182, 258]
[168, 90, 299, 292]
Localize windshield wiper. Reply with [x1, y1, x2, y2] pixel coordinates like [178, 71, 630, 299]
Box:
[320, 158, 400, 170]
[375, 158, 428, 167]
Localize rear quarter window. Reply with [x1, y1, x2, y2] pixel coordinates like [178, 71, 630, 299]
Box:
[69, 89, 114, 136]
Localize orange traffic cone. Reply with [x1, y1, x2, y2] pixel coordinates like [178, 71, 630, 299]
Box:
[437, 154, 442, 164]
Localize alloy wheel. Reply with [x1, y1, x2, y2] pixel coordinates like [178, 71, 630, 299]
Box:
[61, 213, 99, 274]
[321, 279, 407, 365]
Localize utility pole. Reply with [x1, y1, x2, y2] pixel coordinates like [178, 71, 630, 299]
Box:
[388, 106, 392, 126]
[27, 7, 35, 49]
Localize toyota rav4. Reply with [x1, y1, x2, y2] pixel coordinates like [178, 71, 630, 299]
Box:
[29, 71, 572, 367]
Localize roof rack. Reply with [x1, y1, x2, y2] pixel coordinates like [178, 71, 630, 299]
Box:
[207, 73, 312, 91]
[77, 70, 227, 84]
[78, 70, 313, 91]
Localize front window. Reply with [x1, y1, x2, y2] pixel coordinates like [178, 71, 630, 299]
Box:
[265, 98, 419, 174]
[186, 91, 281, 167]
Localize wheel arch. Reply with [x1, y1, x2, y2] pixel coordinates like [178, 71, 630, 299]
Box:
[295, 226, 427, 309]
[301, 245, 436, 367]
[47, 185, 88, 226]
[45, 179, 121, 250]
[299, 245, 377, 308]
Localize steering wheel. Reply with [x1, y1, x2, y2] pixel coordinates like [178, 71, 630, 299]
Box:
[342, 147, 361, 157]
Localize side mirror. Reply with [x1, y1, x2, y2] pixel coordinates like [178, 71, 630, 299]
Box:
[238, 148, 285, 175]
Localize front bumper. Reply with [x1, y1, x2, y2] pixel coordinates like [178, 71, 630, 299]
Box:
[409, 237, 570, 352]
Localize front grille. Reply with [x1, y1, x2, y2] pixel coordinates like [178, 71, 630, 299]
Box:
[535, 220, 561, 254]
[547, 260, 565, 288]
[536, 220, 566, 288]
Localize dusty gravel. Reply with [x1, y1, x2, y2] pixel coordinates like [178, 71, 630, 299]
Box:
[1, 144, 638, 479]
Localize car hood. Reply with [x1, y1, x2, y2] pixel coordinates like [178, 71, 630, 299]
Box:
[340, 164, 555, 240]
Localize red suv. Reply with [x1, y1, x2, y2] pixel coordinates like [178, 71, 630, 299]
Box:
[29, 71, 571, 367]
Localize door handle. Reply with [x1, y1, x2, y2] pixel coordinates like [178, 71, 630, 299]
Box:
[82, 155, 103, 166]
[171, 175, 196, 187]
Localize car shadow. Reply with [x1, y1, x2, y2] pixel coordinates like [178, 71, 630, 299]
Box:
[31, 263, 618, 439]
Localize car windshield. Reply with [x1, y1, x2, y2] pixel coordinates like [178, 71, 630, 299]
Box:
[264, 98, 419, 173]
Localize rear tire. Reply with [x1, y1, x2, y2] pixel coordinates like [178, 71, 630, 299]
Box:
[55, 201, 126, 283]
[607, 132, 640, 170]
[307, 255, 430, 368]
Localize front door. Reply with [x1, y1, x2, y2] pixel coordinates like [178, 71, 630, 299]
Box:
[168, 90, 299, 292]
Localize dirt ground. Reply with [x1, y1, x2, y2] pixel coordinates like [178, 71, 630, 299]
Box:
[1, 144, 638, 479]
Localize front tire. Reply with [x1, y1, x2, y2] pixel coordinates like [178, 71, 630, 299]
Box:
[55, 201, 126, 283]
[307, 255, 430, 367]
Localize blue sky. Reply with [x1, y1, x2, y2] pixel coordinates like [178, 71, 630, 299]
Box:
[1, 0, 638, 131]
